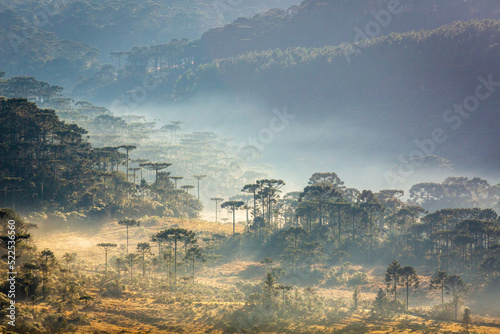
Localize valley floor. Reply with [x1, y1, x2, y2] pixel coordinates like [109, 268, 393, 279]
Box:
[24, 219, 500, 333]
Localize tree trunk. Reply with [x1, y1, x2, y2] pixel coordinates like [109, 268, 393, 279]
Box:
[233, 209, 236, 234]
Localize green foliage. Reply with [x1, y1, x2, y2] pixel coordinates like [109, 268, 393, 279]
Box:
[385, 260, 402, 300]
[462, 307, 472, 332]
[346, 272, 369, 287]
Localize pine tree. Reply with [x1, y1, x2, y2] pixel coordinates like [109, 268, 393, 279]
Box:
[373, 288, 388, 316]
[462, 307, 472, 333]
[400, 266, 419, 311]
[353, 288, 359, 310]
[385, 260, 402, 300]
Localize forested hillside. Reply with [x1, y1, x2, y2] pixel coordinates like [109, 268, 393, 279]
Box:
[2, 2, 500, 332]
[5, 0, 500, 92]
[200, 0, 500, 59]
[75, 20, 500, 177]
[0, 75, 271, 226]
[0, 0, 298, 85]
[0, 9, 99, 87]
[0, 96, 207, 223]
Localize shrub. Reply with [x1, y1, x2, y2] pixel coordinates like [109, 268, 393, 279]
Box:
[347, 272, 369, 286]
[429, 302, 455, 320]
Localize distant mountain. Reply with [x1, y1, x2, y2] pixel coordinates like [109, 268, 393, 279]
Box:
[175, 20, 500, 175]
[200, 0, 500, 59]
[0, 9, 99, 87]
[0, 0, 299, 61]
[0, 0, 300, 87]
[71, 0, 500, 103]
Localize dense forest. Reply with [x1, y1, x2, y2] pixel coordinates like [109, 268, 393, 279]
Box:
[70, 20, 500, 179]
[0, 96, 205, 221]
[5, 0, 500, 93]
[1, 0, 500, 333]
[0, 168, 499, 332]
[0, 0, 298, 86]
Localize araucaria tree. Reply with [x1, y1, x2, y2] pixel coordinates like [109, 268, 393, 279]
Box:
[125, 253, 138, 281]
[221, 200, 245, 234]
[445, 274, 467, 320]
[192, 174, 207, 200]
[97, 243, 117, 276]
[119, 145, 136, 182]
[211, 197, 224, 222]
[262, 272, 276, 310]
[385, 260, 402, 300]
[400, 266, 419, 311]
[181, 185, 195, 217]
[140, 162, 172, 186]
[300, 183, 341, 227]
[257, 179, 285, 228]
[118, 218, 140, 255]
[430, 270, 448, 304]
[136, 242, 151, 277]
[242, 183, 260, 221]
[156, 228, 192, 283]
[462, 307, 472, 332]
[184, 244, 205, 283]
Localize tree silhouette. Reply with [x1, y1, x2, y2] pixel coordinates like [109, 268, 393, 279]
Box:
[157, 228, 190, 283]
[211, 197, 224, 222]
[329, 202, 351, 243]
[151, 232, 167, 261]
[359, 190, 384, 257]
[385, 260, 402, 300]
[170, 176, 183, 190]
[97, 243, 117, 276]
[119, 145, 136, 182]
[300, 183, 341, 227]
[282, 227, 307, 271]
[170, 176, 183, 211]
[257, 179, 285, 229]
[462, 307, 472, 332]
[308, 172, 345, 188]
[262, 272, 276, 310]
[118, 219, 140, 255]
[136, 242, 151, 277]
[192, 174, 207, 200]
[400, 266, 419, 311]
[242, 183, 260, 222]
[276, 284, 293, 308]
[184, 244, 205, 283]
[373, 288, 388, 316]
[129, 167, 140, 185]
[132, 158, 149, 181]
[353, 288, 359, 310]
[125, 253, 138, 281]
[430, 270, 448, 304]
[39, 249, 56, 292]
[445, 274, 467, 320]
[114, 258, 126, 280]
[140, 162, 172, 186]
[221, 200, 245, 234]
[181, 185, 195, 217]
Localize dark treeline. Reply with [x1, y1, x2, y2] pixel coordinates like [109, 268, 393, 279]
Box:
[200, 0, 500, 59]
[175, 20, 500, 105]
[7, 0, 499, 100]
[0, 74, 269, 218]
[0, 0, 297, 87]
[0, 96, 202, 223]
[213, 172, 500, 324]
[221, 173, 500, 273]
